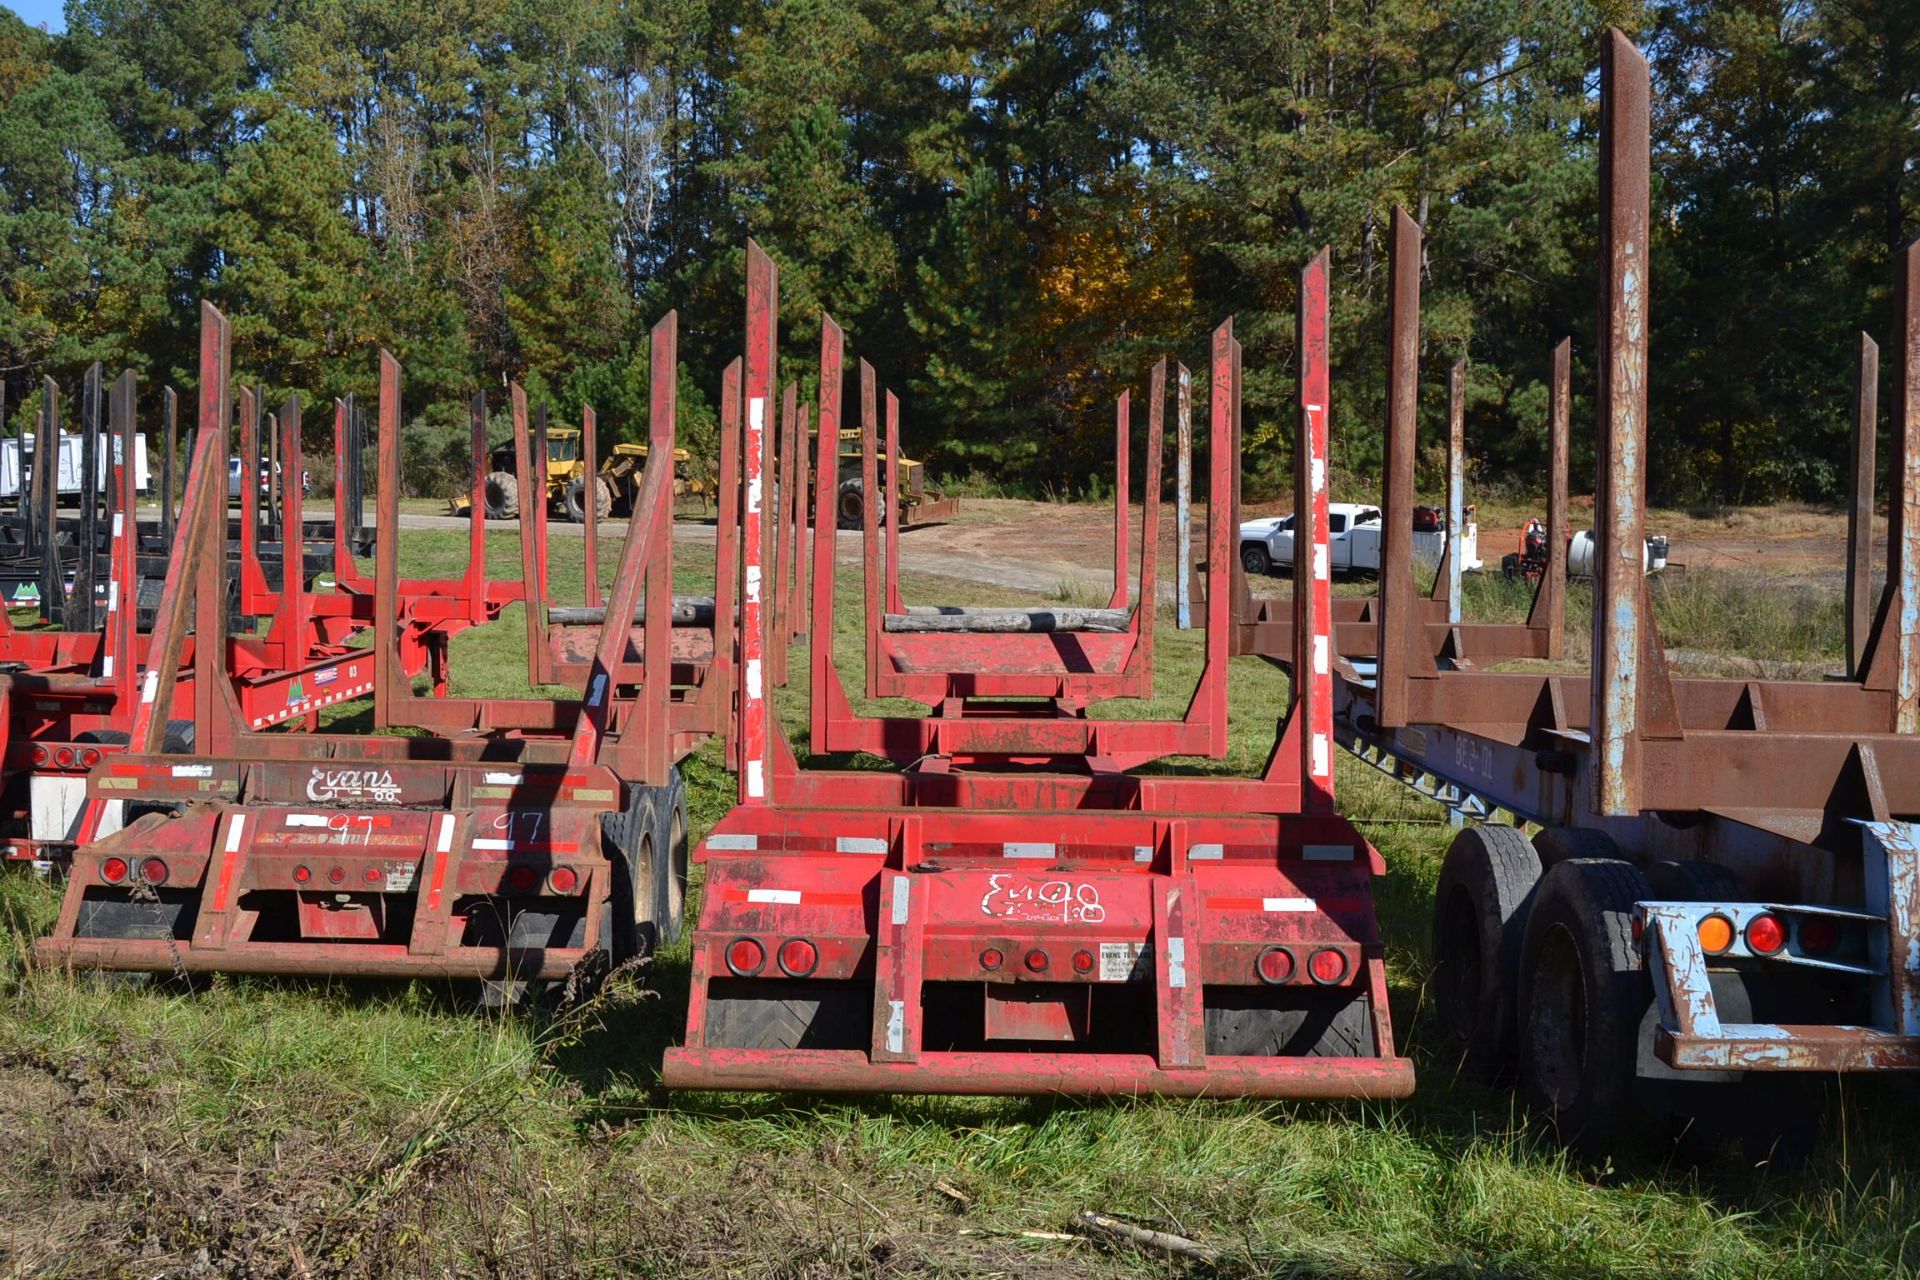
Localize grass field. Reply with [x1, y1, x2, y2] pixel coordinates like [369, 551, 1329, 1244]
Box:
[2, 528, 1917, 1278]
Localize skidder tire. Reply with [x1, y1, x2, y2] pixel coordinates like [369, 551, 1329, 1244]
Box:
[484, 471, 519, 520]
[1518, 858, 1654, 1155]
[649, 767, 690, 946]
[591, 476, 613, 521]
[836, 478, 865, 530]
[1431, 823, 1542, 1081]
[563, 477, 590, 523]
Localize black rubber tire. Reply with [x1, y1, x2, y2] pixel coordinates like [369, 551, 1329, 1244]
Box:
[1203, 991, 1374, 1057]
[836, 478, 865, 530]
[1532, 826, 1623, 870]
[484, 471, 519, 520]
[1240, 542, 1273, 576]
[563, 477, 589, 523]
[1518, 858, 1654, 1155]
[599, 784, 660, 962]
[704, 980, 872, 1050]
[1643, 859, 1744, 902]
[1431, 823, 1543, 1081]
[649, 767, 690, 946]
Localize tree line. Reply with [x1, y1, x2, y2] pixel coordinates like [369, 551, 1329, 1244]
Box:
[0, 0, 1913, 504]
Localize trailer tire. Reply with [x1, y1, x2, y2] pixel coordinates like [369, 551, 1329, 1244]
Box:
[1518, 858, 1652, 1155]
[1432, 823, 1542, 1081]
[836, 478, 865, 530]
[484, 471, 519, 520]
[1204, 990, 1374, 1058]
[649, 767, 689, 946]
[705, 980, 871, 1051]
[1240, 542, 1273, 576]
[1532, 826, 1622, 870]
[598, 784, 661, 962]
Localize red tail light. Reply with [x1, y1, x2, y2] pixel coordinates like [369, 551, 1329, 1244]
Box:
[548, 866, 579, 894]
[292, 864, 312, 884]
[1307, 947, 1347, 985]
[362, 866, 382, 885]
[725, 937, 765, 976]
[54, 746, 75, 768]
[979, 947, 1004, 971]
[79, 747, 101, 768]
[1256, 945, 1296, 985]
[1799, 917, 1841, 956]
[100, 856, 128, 884]
[327, 865, 346, 884]
[1024, 948, 1049, 973]
[777, 938, 819, 977]
[139, 857, 169, 886]
[30, 745, 48, 766]
[506, 864, 538, 894]
[1745, 913, 1787, 956]
[1071, 949, 1095, 974]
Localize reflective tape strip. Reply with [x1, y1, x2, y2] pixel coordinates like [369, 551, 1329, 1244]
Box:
[1134, 845, 1153, 863]
[707, 834, 758, 851]
[483, 772, 522, 785]
[225, 814, 247, 853]
[747, 888, 801, 905]
[836, 836, 886, 854]
[1003, 842, 1055, 859]
[885, 999, 905, 1054]
[436, 814, 456, 854]
[473, 838, 512, 851]
[745, 658, 763, 700]
[1304, 844, 1354, 861]
[1263, 897, 1318, 912]
[1188, 843, 1224, 860]
[284, 814, 330, 828]
[170, 765, 211, 778]
[746, 760, 766, 799]
[1167, 936, 1187, 989]
[891, 877, 910, 925]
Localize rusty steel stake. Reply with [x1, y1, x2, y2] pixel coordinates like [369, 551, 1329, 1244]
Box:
[1527, 339, 1571, 658]
[1376, 206, 1423, 728]
[1896, 240, 1920, 731]
[1850, 332, 1881, 678]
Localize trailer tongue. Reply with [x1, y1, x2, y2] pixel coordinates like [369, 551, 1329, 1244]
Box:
[664, 244, 1410, 1097]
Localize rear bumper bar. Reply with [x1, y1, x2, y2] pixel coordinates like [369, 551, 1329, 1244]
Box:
[1660, 1025, 1920, 1071]
[661, 1047, 1415, 1098]
[34, 937, 588, 981]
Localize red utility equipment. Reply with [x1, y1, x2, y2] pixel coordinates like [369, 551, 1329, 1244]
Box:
[663, 242, 1410, 1097]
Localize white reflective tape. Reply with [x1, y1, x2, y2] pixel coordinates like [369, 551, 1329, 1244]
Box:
[1167, 936, 1187, 989]
[107, 581, 119, 613]
[891, 876, 910, 925]
[225, 814, 247, 853]
[1313, 634, 1329, 676]
[1310, 454, 1325, 493]
[1134, 845, 1153, 863]
[749, 397, 765, 430]
[747, 888, 801, 905]
[1304, 844, 1354, 862]
[1311, 733, 1330, 778]
[745, 658, 763, 700]
[885, 1000, 905, 1054]
[482, 772, 521, 785]
[170, 765, 211, 778]
[436, 815, 455, 854]
[1314, 543, 1329, 581]
[284, 814, 330, 827]
[112, 513, 124, 537]
[746, 474, 763, 515]
[1188, 843, 1224, 860]
[707, 834, 758, 851]
[141, 671, 159, 703]
[473, 838, 513, 851]
[587, 674, 607, 708]
[1263, 897, 1318, 912]
[1002, 842, 1055, 859]
[836, 836, 886, 854]
[101, 656, 113, 677]
[744, 564, 762, 604]
[746, 760, 765, 798]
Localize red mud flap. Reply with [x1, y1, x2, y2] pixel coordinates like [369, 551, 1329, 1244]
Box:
[664, 821, 1413, 1099]
[36, 803, 608, 981]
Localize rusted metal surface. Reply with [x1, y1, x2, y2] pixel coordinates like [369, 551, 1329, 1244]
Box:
[1525, 339, 1571, 656]
[1849, 333, 1880, 677]
[1377, 208, 1425, 728]
[1443, 361, 1466, 628]
[1896, 243, 1920, 733]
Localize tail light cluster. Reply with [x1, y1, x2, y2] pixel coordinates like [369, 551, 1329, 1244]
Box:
[31, 744, 104, 770]
[1695, 910, 1847, 959]
[100, 855, 167, 886]
[725, 936, 819, 978]
[1256, 944, 1350, 986]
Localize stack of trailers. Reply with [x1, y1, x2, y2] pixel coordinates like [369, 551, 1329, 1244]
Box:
[1335, 32, 1920, 1153]
[35, 301, 718, 984]
[661, 244, 1408, 1096]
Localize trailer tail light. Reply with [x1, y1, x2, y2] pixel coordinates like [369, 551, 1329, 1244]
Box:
[1745, 913, 1787, 956]
[979, 947, 1004, 971]
[30, 745, 47, 766]
[327, 865, 345, 885]
[1071, 949, 1095, 975]
[1697, 914, 1735, 955]
[54, 747, 74, 768]
[1307, 947, 1347, 985]
[777, 938, 818, 977]
[726, 937, 765, 976]
[292, 864, 312, 884]
[139, 857, 169, 887]
[1256, 945, 1296, 985]
[548, 866, 578, 894]
[1799, 917, 1841, 956]
[362, 866, 382, 885]
[79, 747, 101, 768]
[100, 856, 128, 885]
[1024, 948, 1049, 973]
[506, 865, 539, 895]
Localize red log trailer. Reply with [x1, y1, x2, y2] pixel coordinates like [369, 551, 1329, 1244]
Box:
[663, 242, 1411, 1098]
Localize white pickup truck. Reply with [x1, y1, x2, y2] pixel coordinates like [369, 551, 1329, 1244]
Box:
[1238, 501, 1482, 577]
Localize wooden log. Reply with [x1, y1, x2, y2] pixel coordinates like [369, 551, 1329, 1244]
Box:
[884, 606, 1130, 634]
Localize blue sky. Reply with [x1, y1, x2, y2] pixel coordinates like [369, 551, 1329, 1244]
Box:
[3, 1, 65, 33]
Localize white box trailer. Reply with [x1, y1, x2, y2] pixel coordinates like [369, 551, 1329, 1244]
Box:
[0, 433, 151, 499]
